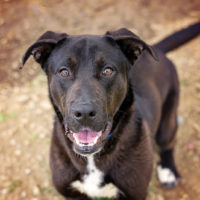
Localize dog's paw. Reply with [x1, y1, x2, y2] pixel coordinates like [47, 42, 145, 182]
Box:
[157, 165, 180, 188]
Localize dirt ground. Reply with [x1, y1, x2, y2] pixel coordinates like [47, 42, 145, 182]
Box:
[0, 0, 200, 200]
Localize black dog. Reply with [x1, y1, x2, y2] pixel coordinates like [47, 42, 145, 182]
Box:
[20, 22, 200, 200]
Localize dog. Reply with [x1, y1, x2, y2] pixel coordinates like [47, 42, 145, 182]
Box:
[20, 22, 200, 200]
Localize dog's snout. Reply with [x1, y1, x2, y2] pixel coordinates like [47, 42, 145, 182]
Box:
[72, 104, 97, 122]
[66, 80, 107, 130]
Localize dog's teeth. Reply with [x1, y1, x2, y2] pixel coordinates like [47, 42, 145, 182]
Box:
[73, 134, 80, 145]
[72, 134, 99, 146]
[93, 136, 99, 144]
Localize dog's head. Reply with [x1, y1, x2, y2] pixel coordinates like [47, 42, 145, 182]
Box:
[20, 29, 157, 155]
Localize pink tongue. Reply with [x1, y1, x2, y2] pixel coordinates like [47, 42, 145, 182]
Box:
[75, 130, 102, 144]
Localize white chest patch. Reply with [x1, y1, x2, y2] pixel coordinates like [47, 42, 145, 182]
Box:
[71, 156, 119, 198]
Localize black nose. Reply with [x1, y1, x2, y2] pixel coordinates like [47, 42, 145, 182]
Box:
[72, 104, 97, 122]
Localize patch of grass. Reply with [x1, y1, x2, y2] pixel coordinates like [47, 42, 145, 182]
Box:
[41, 186, 54, 194]
[9, 183, 15, 193]
[181, 79, 189, 87]
[0, 112, 17, 122]
[45, 138, 50, 145]
[32, 134, 38, 140]
[0, 113, 6, 122]
[8, 112, 17, 118]
[147, 186, 155, 196]
[9, 180, 22, 193]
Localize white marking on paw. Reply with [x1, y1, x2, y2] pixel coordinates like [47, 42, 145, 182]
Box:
[157, 165, 176, 184]
[71, 156, 119, 198]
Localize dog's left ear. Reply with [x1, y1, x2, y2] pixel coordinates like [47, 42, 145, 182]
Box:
[19, 31, 68, 69]
[106, 28, 158, 64]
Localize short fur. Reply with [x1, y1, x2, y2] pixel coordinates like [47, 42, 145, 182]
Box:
[20, 22, 200, 200]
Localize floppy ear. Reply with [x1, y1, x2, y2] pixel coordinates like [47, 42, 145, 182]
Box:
[19, 31, 68, 69]
[106, 28, 158, 65]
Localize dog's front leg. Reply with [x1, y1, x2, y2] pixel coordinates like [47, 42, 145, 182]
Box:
[52, 169, 92, 200]
[51, 157, 92, 200]
[50, 134, 91, 199]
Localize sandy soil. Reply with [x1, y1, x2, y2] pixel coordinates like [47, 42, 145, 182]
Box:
[0, 0, 200, 200]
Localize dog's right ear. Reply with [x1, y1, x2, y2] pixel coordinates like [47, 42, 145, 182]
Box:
[19, 31, 68, 69]
[105, 28, 158, 65]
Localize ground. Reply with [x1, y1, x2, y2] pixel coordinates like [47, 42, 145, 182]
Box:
[0, 0, 200, 200]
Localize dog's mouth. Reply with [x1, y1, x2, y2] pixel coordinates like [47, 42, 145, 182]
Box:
[72, 130, 102, 146]
[65, 122, 112, 154]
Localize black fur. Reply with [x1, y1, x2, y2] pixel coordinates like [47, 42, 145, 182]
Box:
[20, 22, 200, 200]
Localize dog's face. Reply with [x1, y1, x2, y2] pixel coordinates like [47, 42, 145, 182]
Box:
[20, 29, 157, 155]
[48, 36, 129, 154]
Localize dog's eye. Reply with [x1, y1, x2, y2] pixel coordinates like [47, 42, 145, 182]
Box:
[59, 68, 70, 77]
[102, 67, 114, 76]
